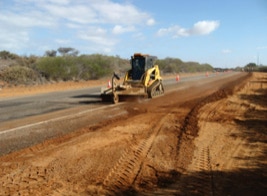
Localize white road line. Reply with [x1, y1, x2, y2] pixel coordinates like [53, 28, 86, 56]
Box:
[0, 104, 121, 135]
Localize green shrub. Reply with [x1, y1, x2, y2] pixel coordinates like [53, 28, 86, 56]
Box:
[77, 54, 112, 80]
[35, 57, 78, 81]
[35, 55, 114, 81]
[0, 65, 39, 85]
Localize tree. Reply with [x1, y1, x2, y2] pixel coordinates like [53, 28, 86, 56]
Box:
[57, 47, 79, 56]
[45, 50, 57, 57]
[245, 62, 257, 67]
[245, 62, 257, 72]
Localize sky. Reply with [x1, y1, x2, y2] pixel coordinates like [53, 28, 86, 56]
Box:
[0, 0, 266, 68]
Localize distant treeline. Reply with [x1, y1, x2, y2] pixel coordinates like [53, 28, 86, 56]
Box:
[157, 57, 213, 73]
[0, 50, 128, 85]
[0, 49, 265, 86]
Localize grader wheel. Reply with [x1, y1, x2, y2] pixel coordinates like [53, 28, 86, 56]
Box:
[112, 94, 119, 104]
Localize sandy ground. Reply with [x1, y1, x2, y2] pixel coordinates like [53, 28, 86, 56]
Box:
[0, 72, 266, 195]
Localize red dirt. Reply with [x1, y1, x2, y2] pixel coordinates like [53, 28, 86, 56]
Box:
[0, 80, 107, 98]
[0, 72, 266, 195]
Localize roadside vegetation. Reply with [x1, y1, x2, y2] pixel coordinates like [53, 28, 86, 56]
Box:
[0, 48, 266, 86]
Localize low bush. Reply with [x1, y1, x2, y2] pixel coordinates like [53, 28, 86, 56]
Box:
[35, 55, 114, 81]
[35, 57, 78, 81]
[0, 65, 39, 85]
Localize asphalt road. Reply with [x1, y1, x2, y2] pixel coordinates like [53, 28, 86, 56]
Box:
[0, 87, 101, 122]
[0, 72, 225, 122]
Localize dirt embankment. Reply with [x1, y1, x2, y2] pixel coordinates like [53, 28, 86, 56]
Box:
[0, 72, 266, 195]
[0, 80, 107, 98]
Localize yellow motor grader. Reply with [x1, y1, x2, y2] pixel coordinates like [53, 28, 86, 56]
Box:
[101, 53, 164, 103]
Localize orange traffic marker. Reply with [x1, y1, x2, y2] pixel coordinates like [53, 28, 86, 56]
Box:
[107, 80, 111, 88]
[176, 74, 180, 82]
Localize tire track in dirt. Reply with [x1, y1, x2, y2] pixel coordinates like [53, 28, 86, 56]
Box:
[0, 164, 54, 195]
[180, 146, 214, 196]
[100, 114, 168, 195]
[184, 99, 222, 195]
